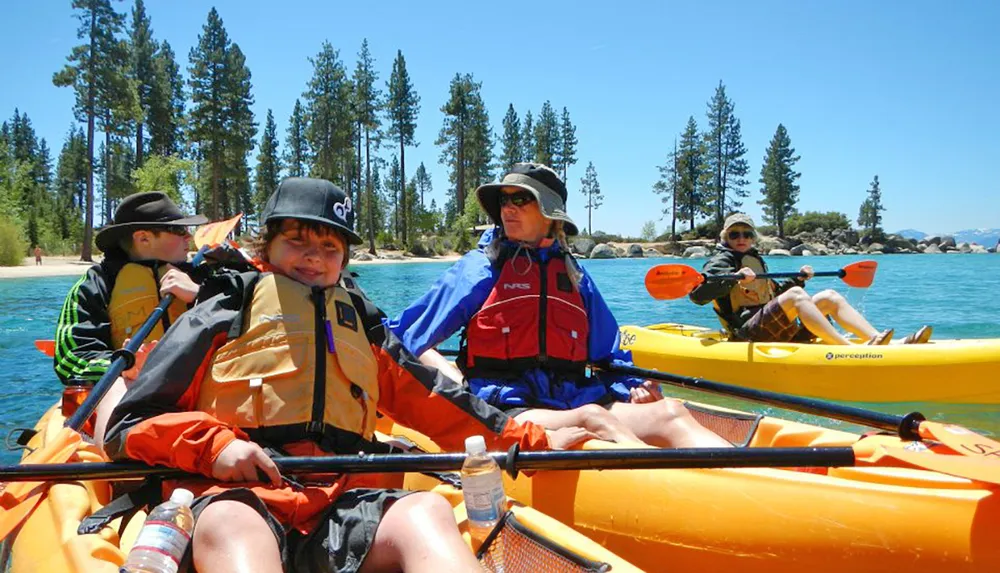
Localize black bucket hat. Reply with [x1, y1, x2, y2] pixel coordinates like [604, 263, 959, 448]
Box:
[95, 192, 207, 253]
[475, 163, 579, 236]
[262, 177, 363, 245]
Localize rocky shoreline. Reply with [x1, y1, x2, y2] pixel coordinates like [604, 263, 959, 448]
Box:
[570, 229, 999, 259]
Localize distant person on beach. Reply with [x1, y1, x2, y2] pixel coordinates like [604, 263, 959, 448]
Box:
[52, 191, 207, 443]
[33, 245, 42, 265]
[689, 213, 931, 345]
[390, 163, 731, 448]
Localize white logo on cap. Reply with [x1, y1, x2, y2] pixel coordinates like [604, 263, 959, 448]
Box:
[333, 196, 352, 221]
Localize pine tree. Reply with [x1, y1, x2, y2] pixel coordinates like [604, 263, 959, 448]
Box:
[147, 40, 184, 157]
[53, 0, 129, 261]
[254, 109, 282, 221]
[533, 101, 560, 166]
[499, 104, 521, 174]
[520, 110, 534, 164]
[386, 155, 401, 239]
[556, 107, 578, 183]
[653, 138, 680, 239]
[435, 73, 492, 226]
[187, 8, 231, 218]
[303, 41, 352, 185]
[857, 175, 885, 239]
[579, 161, 603, 235]
[703, 81, 749, 223]
[385, 49, 420, 244]
[352, 39, 382, 255]
[757, 123, 801, 237]
[129, 0, 156, 166]
[677, 116, 707, 231]
[188, 9, 256, 225]
[284, 99, 308, 177]
[413, 161, 431, 208]
[55, 126, 87, 240]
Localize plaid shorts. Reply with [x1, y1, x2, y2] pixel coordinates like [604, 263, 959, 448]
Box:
[738, 299, 808, 343]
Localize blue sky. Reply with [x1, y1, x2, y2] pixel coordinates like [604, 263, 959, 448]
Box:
[2, 0, 997, 235]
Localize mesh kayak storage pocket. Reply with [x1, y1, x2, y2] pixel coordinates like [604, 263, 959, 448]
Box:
[476, 511, 612, 572]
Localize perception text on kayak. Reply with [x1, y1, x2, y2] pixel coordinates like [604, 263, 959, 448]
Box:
[825, 351, 884, 361]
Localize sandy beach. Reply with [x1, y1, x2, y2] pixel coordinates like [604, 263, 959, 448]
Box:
[0, 252, 462, 279]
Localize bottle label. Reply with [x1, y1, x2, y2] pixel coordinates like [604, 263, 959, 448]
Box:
[130, 520, 192, 565]
[461, 472, 506, 524]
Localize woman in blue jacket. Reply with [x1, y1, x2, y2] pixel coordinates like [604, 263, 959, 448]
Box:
[390, 163, 729, 448]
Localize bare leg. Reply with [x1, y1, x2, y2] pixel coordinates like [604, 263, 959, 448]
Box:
[360, 493, 481, 573]
[93, 376, 127, 450]
[192, 501, 283, 573]
[516, 404, 644, 445]
[811, 289, 880, 340]
[776, 287, 851, 345]
[418, 349, 464, 386]
[608, 400, 734, 448]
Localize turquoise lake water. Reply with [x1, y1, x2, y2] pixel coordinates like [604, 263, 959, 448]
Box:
[1, 253, 998, 464]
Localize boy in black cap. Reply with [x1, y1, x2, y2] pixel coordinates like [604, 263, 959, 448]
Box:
[105, 177, 580, 572]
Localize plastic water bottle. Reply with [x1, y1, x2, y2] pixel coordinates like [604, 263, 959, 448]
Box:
[461, 435, 507, 543]
[120, 488, 196, 573]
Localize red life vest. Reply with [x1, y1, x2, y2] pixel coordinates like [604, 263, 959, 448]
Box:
[461, 252, 589, 377]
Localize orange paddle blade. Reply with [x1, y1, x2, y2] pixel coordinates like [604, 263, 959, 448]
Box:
[644, 264, 705, 300]
[193, 212, 242, 250]
[840, 260, 877, 288]
[917, 421, 1000, 459]
[0, 427, 81, 540]
[860, 444, 1000, 486]
[34, 339, 55, 357]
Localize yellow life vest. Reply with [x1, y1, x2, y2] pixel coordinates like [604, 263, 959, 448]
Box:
[108, 262, 189, 348]
[727, 254, 774, 312]
[196, 272, 381, 446]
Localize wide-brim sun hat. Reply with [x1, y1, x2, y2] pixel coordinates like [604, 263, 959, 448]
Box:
[95, 192, 207, 253]
[262, 177, 363, 245]
[475, 163, 579, 236]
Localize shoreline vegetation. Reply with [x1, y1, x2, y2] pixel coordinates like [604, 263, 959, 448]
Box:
[5, 227, 995, 280]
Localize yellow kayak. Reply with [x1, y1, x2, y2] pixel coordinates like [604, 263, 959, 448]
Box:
[619, 323, 1000, 404]
[2, 405, 639, 573]
[387, 403, 1000, 573]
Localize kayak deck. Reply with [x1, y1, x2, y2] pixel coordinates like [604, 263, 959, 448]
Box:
[619, 323, 1000, 403]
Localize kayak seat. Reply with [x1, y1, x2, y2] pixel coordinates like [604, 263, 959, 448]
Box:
[477, 510, 612, 573]
[682, 402, 762, 447]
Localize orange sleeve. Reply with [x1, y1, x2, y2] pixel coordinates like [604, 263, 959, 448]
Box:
[124, 412, 248, 476]
[374, 340, 550, 453]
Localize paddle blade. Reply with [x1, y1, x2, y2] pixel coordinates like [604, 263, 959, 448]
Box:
[863, 445, 1000, 486]
[917, 421, 1000, 459]
[840, 260, 877, 288]
[34, 339, 55, 357]
[193, 212, 242, 250]
[645, 264, 705, 300]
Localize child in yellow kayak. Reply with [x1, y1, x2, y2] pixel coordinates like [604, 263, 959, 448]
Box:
[105, 178, 587, 573]
[689, 213, 931, 345]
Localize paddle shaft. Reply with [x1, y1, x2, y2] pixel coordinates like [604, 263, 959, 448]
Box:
[599, 363, 925, 441]
[64, 247, 210, 430]
[0, 447, 857, 482]
[709, 269, 843, 282]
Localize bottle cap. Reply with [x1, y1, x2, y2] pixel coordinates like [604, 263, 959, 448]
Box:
[170, 488, 195, 507]
[465, 435, 486, 455]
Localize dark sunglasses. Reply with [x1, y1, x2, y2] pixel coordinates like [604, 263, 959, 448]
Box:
[727, 230, 755, 240]
[156, 225, 191, 237]
[498, 191, 537, 208]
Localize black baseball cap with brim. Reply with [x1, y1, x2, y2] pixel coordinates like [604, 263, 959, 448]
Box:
[95, 192, 207, 253]
[262, 177, 363, 245]
[476, 163, 579, 236]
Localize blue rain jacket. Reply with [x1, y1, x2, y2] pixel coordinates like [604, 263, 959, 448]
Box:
[387, 229, 644, 410]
